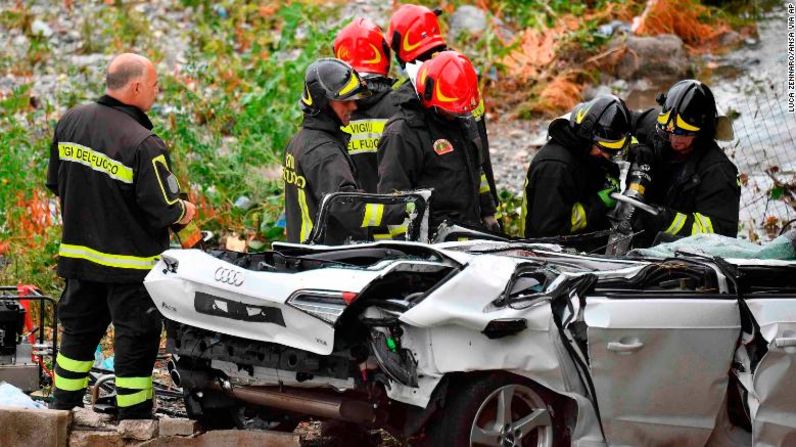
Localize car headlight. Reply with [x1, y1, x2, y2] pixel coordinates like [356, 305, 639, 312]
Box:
[286, 290, 359, 325]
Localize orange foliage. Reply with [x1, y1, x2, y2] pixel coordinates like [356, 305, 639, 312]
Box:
[529, 72, 584, 116]
[7, 189, 55, 246]
[500, 16, 579, 84]
[634, 0, 729, 49]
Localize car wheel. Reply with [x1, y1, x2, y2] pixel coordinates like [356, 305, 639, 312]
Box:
[427, 373, 556, 447]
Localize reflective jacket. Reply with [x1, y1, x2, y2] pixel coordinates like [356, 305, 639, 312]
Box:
[521, 119, 620, 238]
[284, 112, 396, 244]
[630, 108, 740, 246]
[46, 95, 185, 283]
[377, 84, 496, 231]
[341, 78, 398, 193]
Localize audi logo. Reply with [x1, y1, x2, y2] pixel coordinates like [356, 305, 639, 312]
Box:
[214, 267, 244, 286]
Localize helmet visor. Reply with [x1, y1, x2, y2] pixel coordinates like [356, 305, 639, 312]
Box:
[594, 134, 629, 157]
[335, 71, 371, 101]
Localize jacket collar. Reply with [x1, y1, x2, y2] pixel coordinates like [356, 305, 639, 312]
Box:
[302, 112, 350, 146]
[96, 95, 154, 130]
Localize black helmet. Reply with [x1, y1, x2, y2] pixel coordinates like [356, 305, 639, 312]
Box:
[301, 58, 370, 115]
[656, 79, 717, 138]
[570, 95, 631, 155]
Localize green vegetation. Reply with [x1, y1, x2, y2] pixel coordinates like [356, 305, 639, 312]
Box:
[0, 1, 342, 294]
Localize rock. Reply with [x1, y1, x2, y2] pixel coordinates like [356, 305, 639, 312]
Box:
[448, 5, 487, 40]
[158, 418, 198, 437]
[31, 19, 54, 38]
[610, 34, 689, 84]
[0, 405, 71, 447]
[716, 30, 743, 48]
[117, 419, 159, 441]
[139, 429, 301, 447]
[72, 407, 114, 430]
[582, 85, 612, 101]
[68, 431, 132, 447]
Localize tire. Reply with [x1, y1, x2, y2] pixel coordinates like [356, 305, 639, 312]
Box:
[425, 373, 557, 447]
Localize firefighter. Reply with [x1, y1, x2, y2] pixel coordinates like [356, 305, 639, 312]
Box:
[628, 79, 740, 246]
[284, 58, 394, 244]
[521, 95, 631, 240]
[46, 53, 196, 419]
[377, 50, 497, 232]
[334, 17, 397, 193]
[387, 4, 500, 213]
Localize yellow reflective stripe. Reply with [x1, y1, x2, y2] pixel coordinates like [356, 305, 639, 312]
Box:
[631, 136, 639, 145]
[597, 136, 627, 149]
[698, 213, 714, 233]
[152, 154, 181, 205]
[373, 224, 408, 240]
[570, 202, 587, 232]
[691, 212, 714, 234]
[58, 142, 134, 184]
[361, 203, 384, 227]
[56, 353, 93, 373]
[471, 98, 485, 120]
[338, 72, 360, 96]
[341, 119, 387, 136]
[392, 76, 408, 91]
[657, 111, 671, 125]
[479, 173, 490, 194]
[116, 376, 153, 390]
[59, 244, 159, 270]
[297, 189, 313, 243]
[676, 114, 700, 131]
[116, 388, 154, 408]
[664, 212, 687, 235]
[343, 119, 387, 154]
[54, 372, 89, 391]
[347, 142, 379, 154]
[389, 224, 407, 236]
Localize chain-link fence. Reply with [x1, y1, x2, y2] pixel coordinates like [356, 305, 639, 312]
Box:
[720, 76, 796, 241]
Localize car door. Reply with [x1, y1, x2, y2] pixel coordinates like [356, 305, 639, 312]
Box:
[744, 296, 796, 446]
[584, 291, 741, 447]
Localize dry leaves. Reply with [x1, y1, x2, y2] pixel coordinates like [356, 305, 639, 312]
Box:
[633, 0, 730, 49]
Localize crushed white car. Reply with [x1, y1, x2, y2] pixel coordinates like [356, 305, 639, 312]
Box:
[144, 239, 796, 446]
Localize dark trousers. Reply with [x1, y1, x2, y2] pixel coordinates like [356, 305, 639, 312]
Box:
[52, 279, 162, 419]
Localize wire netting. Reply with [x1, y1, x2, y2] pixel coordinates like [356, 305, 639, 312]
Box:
[719, 75, 796, 241]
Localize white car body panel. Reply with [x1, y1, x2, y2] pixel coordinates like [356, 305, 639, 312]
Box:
[585, 296, 741, 447]
[142, 241, 796, 447]
[146, 249, 408, 355]
[745, 298, 796, 447]
[399, 254, 518, 329]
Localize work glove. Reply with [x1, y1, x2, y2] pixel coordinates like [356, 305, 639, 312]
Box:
[597, 187, 618, 209]
[631, 203, 674, 235]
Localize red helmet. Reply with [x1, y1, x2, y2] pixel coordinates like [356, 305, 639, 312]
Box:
[387, 4, 446, 65]
[415, 51, 481, 116]
[333, 18, 391, 77]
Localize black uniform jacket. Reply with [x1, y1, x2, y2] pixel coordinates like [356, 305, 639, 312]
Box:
[377, 84, 496, 230]
[392, 79, 499, 205]
[631, 108, 740, 245]
[341, 78, 398, 193]
[46, 95, 185, 283]
[284, 112, 370, 244]
[522, 119, 620, 238]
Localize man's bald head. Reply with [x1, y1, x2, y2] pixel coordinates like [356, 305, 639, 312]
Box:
[105, 53, 159, 111]
[106, 54, 148, 90]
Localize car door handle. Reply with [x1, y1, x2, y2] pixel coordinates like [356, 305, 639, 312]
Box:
[774, 337, 796, 348]
[607, 341, 645, 353]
